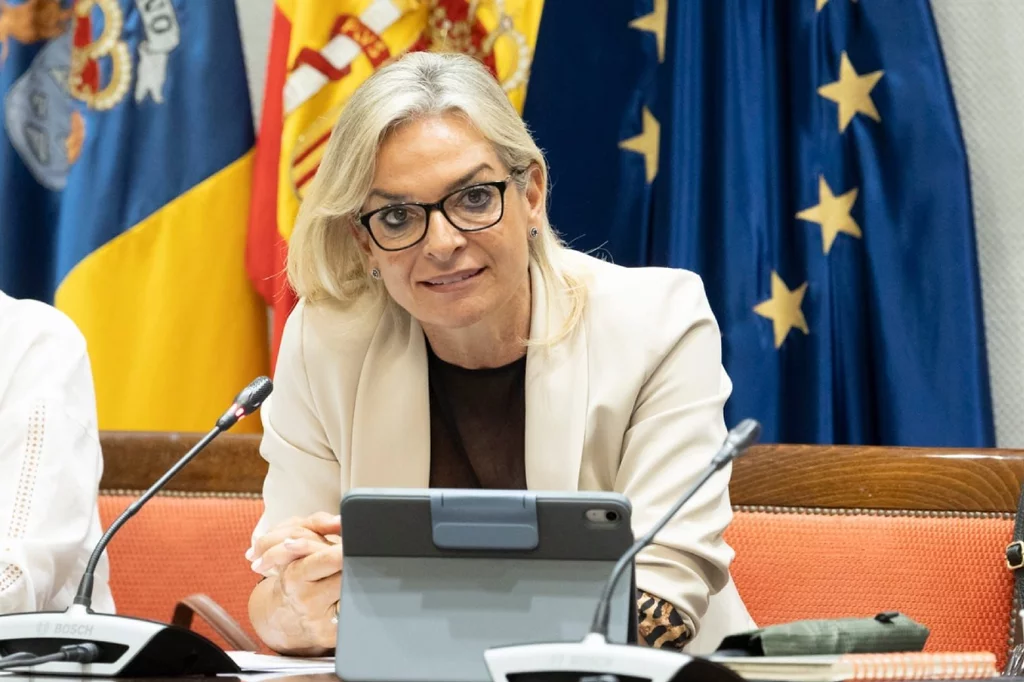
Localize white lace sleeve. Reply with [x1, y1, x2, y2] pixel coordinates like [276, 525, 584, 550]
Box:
[0, 294, 112, 614]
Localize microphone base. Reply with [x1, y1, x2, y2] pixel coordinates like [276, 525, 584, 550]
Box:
[483, 633, 744, 682]
[0, 607, 240, 677]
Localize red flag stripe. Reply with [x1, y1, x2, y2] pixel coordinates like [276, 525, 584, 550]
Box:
[246, 3, 294, 369]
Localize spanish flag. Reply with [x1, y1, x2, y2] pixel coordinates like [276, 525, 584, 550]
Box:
[246, 0, 543, 362]
[0, 0, 269, 433]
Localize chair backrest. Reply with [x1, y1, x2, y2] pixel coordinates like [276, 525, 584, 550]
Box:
[98, 433, 1024, 665]
[727, 444, 1023, 668]
[97, 495, 264, 651]
[99, 431, 266, 651]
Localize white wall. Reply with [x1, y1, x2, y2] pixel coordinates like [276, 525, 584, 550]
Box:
[236, 0, 274, 125]
[231, 2, 1024, 446]
[929, 0, 1024, 447]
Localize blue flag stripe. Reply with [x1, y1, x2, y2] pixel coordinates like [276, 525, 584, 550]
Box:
[0, 0, 253, 300]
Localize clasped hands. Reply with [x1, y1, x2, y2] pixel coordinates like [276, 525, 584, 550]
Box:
[247, 511, 343, 649]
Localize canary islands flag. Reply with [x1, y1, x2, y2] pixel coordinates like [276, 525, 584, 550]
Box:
[523, 0, 994, 446]
[0, 0, 268, 432]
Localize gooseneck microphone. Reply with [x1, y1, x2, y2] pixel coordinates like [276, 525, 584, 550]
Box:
[589, 418, 762, 641]
[484, 419, 762, 682]
[0, 377, 272, 678]
[73, 375, 273, 611]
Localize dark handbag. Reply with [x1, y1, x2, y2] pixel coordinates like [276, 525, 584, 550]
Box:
[1002, 482, 1024, 674]
[1005, 483, 1024, 646]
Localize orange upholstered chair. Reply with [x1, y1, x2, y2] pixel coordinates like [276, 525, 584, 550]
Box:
[727, 445, 1022, 668]
[97, 495, 264, 651]
[98, 432, 1024, 668]
[99, 431, 268, 652]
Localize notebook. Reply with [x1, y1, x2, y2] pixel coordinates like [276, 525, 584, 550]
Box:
[709, 651, 998, 682]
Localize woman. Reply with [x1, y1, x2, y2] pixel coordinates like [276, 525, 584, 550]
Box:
[247, 51, 754, 656]
[0, 289, 113, 614]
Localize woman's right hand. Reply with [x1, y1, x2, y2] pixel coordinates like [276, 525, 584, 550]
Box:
[247, 511, 341, 576]
[247, 512, 344, 654]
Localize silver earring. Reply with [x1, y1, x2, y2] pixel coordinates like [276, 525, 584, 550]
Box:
[370, 268, 381, 280]
[529, 226, 539, 239]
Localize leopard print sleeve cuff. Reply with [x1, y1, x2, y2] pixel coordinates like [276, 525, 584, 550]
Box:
[637, 590, 693, 650]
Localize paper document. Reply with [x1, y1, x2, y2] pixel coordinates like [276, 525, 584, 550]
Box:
[226, 650, 336, 674]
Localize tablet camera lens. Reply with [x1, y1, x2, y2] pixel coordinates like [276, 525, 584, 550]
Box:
[586, 508, 621, 524]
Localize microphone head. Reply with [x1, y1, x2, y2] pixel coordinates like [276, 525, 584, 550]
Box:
[216, 377, 273, 430]
[710, 418, 762, 468]
[725, 418, 762, 453]
[235, 376, 273, 414]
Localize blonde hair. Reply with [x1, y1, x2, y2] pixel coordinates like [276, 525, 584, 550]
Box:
[287, 51, 585, 343]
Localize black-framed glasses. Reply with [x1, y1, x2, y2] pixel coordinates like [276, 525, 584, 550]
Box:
[358, 175, 515, 252]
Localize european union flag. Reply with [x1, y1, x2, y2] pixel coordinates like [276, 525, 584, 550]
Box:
[523, 0, 994, 446]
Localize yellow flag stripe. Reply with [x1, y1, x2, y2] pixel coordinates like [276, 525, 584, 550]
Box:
[55, 152, 270, 433]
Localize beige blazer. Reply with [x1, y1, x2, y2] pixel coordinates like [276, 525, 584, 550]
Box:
[254, 249, 755, 653]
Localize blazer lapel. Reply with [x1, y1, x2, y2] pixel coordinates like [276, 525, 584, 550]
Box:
[347, 264, 589, 492]
[524, 264, 589, 491]
[349, 305, 432, 489]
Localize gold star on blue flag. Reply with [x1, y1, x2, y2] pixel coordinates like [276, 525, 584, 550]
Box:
[522, 1, 994, 446]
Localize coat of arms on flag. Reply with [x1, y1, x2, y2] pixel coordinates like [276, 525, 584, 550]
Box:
[3, 0, 180, 191]
[247, 0, 542, 363]
[0, 0, 269, 433]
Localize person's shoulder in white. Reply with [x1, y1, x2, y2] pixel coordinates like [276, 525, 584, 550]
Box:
[0, 290, 114, 614]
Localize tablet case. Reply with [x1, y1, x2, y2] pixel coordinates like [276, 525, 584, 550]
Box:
[336, 489, 637, 682]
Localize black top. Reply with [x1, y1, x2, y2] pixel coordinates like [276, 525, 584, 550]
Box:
[426, 341, 528, 490]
